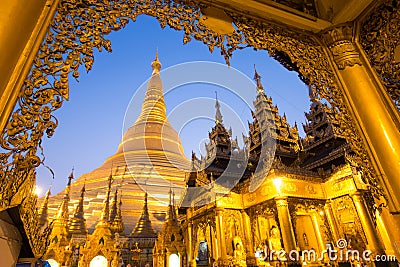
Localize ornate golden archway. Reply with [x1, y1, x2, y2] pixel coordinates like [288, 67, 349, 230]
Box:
[0, 0, 399, 259]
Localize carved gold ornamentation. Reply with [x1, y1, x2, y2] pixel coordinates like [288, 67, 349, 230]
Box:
[247, 192, 256, 203]
[360, 0, 400, 110]
[333, 195, 368, 249]
[283, 182, 297, 193]
[333, 181, 343, 192]
[21, 193, 53, 258]
[305, 184, 316, 194]
[322, 24, 362, 70]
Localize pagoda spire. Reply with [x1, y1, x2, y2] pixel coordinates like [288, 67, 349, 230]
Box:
[57, 168, 74, 220]
[215, 91, 223, 125]
[47, 170, 74, 250]
[137, 50, 167, 124]
[101, 169, 113, 221]
[68, 184, 87, 235]
[131, 191, 157, 238]
[166, 187, 177, 222]
[109, 188, 118, 222]
[152, 48, 161, 75]
[38, 188, 51, 229]
[111, 189, 125, 235]
[254, 64, 264, 94]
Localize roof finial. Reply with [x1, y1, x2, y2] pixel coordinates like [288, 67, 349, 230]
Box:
[38, 188, 51, 228]
[68, 166, 74, 186]
[254, 64, 264, 94]
[151, 48, 162, 75]
[215, 91, 223, 124]
[101, 167, 113, 221]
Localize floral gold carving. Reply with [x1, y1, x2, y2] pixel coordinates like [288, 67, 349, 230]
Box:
[322, 24, 362, 70]
[305, 184, 316, 194]
[284, 182, 297, 193]
[333, 181, 343, 192]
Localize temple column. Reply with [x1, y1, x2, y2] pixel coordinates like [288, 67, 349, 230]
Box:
[241, 210, 255, 262]
[378, 208, 400, 260]
[275, 197, 297, 253]
[323, 200, 341, 244]
[311, 211, 326, 254]
[215, 208, 227, 259]
[187, 221, 194, 267]
[350, 192, 385, 254]
[375, 210, 398, 258]
[322, 24, 400, 213]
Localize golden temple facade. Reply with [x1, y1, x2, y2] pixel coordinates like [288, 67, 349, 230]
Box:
[39, 64, 400, 267]
[178, 71, 399, 267]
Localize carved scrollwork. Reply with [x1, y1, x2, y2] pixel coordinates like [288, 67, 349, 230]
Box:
[333, 195, 368, 248]
[322, 24, 362, 70]
[360, 0, 400, 110]
[21, 194, 54, 258]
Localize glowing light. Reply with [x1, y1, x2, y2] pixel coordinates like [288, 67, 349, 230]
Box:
[273, 178, 282, 192]
[169, 254, 180, 267]
[47, 259, 59, 267]
[90, 255, 108, 267]
[33, 185, 42, 196]
[319, 210, 324, 216]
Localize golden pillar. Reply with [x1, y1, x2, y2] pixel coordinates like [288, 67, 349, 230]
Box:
[215, 208, 227, 259]
[241, 210, 254, 259]
[375, 210, 398, 258]
[311, 212, 326, 253]
[322, 24, 400, 213]
[0, 0, 60, 132]
[275, 197, 297, 252]
[187, 220, 194, 266]
[377, 208, 400, 260]
[324, 200, 340, 242]
[350, 192, 384, 254]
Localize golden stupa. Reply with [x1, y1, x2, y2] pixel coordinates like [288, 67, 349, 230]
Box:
[47, 52, 190, 233]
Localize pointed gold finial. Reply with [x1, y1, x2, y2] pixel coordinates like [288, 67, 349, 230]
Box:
[101, 168, 113, 221]
[151, 48, 162, 75]
[254, 64, 264, 94]
[38, 188, 51, 228]
[68, 166, 74, 186]
[215, 91, 223, 124]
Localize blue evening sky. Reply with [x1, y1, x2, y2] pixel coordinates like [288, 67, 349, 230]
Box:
[35, 15, 310, 195]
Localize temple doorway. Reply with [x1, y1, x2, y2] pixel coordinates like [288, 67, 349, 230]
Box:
[196, 240, 208, 266]
[46, 259, 59, 267]
[169, 253, 180, 267]
[89, 255, 108, 267]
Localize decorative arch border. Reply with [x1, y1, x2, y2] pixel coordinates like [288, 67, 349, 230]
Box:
[0, 0, 382, 257]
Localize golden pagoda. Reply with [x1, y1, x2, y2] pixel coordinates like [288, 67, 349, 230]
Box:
[47, 52, 190, 233]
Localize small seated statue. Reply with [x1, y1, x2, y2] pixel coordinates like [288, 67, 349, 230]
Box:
[233, 237, 246, 267]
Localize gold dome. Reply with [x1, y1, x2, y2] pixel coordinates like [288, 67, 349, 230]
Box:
[48, 53, 189, 233]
